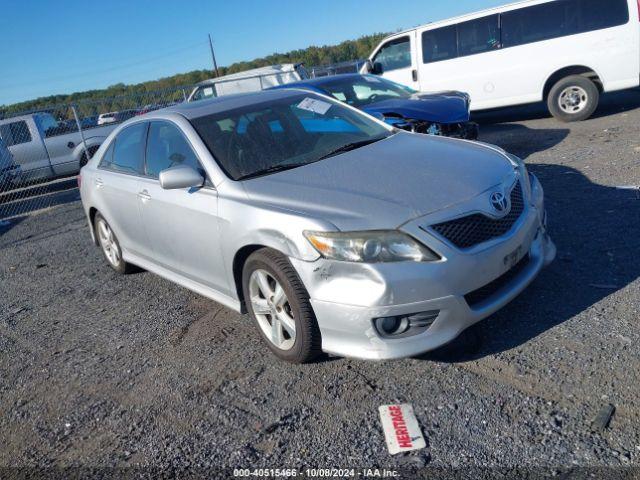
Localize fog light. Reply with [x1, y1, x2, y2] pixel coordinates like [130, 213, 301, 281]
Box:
[375, 316, 409, 336]
[373, 310, 439, 338]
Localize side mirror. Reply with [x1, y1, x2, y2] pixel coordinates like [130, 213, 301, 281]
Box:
[372, 62, 384, 75]
[159, 165, 204, 190]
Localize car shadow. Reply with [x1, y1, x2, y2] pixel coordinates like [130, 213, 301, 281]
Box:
[419, 163, 640, 363]
[472, 88, 640, 125]
[0, 216, 25, 236]
[478, 123, 570, 160]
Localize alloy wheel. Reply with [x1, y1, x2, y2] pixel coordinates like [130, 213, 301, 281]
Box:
[248, 269, 296, 350]
[97, 219, 121, 267]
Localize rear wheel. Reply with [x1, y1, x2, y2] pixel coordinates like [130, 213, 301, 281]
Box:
[547, 75, 599, 122]
[242, 248, 322, 363]
[94, 213, 134, 274]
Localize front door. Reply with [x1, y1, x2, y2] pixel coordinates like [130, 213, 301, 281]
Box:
[370, 33, 420, 90]
[138, 121, 228, 294]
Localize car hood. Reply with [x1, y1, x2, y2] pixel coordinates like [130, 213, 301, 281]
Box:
[241, 132, 515, 231]
[363, 91, 470, 124]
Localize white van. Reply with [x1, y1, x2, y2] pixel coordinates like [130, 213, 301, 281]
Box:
[363, 0, 640, 121]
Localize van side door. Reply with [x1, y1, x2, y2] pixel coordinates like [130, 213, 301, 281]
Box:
[416, 15, 502, 109]
[369, 33, 420, 90]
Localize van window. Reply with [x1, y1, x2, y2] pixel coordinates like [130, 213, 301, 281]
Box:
[578, 0, 629, 33]
[457, 15, 500, 57]
[0, 121, 32, 146]
[421, 26, 457, 63]
[372, 37, 412, 72]
[501, 0, 629, 48]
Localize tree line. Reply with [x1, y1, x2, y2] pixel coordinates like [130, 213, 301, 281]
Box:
[1, 33, 387, 117]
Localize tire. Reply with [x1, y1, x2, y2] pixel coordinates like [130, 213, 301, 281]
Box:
[242, 248, 322, 363]
[547, 75, 599, 122]
[94, 212, 134, 274]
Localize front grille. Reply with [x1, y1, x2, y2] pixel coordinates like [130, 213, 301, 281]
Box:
[464, 254, 530, 308]
[430, 181, 524, 249]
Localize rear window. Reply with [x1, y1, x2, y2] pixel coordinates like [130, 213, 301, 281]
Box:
[0, 121, 32, 146]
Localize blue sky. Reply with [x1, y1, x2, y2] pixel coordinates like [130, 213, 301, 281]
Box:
[0, 0, 505, 105]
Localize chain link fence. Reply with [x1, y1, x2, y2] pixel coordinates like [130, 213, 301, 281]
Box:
[0, 60, 364, 227]
[0, 85, 193, 223]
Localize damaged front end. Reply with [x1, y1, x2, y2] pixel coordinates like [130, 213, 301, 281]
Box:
[384, 115, 479, 140]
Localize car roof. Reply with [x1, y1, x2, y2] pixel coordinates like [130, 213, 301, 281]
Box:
[160, 88, 313, 120]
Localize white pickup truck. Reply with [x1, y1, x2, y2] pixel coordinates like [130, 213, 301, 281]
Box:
[0, 112, 118, 185]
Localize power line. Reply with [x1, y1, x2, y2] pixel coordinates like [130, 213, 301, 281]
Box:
[0, 40, 209, 89]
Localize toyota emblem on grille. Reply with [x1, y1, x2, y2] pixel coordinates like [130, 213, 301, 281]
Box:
[490, 191, 509, 214]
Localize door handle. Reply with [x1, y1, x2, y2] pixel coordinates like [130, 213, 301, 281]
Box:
[94, 178, 104, 188]
[412, 69, 418, 82]
[137, 189, 151, 201]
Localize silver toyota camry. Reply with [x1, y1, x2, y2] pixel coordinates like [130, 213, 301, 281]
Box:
[80, 89, 556, 363]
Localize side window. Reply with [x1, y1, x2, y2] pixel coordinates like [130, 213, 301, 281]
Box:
[578, 0, 629, 33]
[372, 37, 412, 72]
[0, 121, 32, 146]
[98, 141, 116, 169]
[501, 0, 578, 48]
[191, 86, 216, 102]
[421, 26, 457, 64]
[457, 15, 500, 57]
[108, 123, 147, 174]
[145, 122, 204, 178]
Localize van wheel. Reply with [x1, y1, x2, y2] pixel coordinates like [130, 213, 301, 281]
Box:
[94, 213, 134, 274]
[242, 248, 322, 363]
[547, 75, 599, 122]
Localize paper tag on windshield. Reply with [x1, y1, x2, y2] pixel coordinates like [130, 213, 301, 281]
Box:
[297, 97, 331, 115]
[379, 404, 426, 455]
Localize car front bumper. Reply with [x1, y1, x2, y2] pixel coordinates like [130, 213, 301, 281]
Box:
[290, 177, 555, 360]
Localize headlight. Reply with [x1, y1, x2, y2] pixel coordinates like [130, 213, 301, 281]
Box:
[303, 230, 440, 263]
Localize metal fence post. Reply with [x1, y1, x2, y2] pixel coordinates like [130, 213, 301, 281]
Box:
[71, 105, 90, 163]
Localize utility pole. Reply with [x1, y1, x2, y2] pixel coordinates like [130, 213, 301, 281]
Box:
[208, 34, 220, 78]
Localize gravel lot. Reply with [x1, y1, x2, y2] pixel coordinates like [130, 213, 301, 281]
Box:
[1, 91, 639, 478]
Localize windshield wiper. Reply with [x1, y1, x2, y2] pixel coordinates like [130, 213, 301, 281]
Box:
[317, 136, 389, 161]
[237, 163, 308, 180]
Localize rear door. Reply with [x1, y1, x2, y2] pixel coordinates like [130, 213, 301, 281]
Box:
[137, 121, 227, 292]
[0, 118, 50, 181]
[94, 122, 150, 257]
[370, 33, 420, 90]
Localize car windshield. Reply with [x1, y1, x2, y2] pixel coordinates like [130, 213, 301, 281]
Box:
[317, 75, 416, 108]
[191, 93, 393, 180]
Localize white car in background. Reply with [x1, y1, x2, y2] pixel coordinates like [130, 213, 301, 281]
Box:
[363, 0, 640, 121]
[98, 110, 137, 126]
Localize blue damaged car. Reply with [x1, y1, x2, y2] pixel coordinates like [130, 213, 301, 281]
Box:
[273, 74, 479, 140]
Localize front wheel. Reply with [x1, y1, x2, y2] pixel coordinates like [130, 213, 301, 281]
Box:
[547, 75, 599, 122]
[242, 248, 322, 363]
